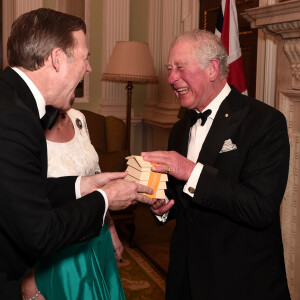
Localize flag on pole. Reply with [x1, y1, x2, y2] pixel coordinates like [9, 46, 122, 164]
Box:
[215, 0, 247, 94]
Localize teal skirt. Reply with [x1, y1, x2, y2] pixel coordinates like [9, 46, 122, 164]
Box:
[36, 223, 125, 300]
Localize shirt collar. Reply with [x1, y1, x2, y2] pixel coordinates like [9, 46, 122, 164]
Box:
[12, 67, 46, 119]
[195, 82, 231, 120]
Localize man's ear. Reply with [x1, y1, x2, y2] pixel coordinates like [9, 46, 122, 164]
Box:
[50, 48, 63, 72]
[208, 58, 220, 81]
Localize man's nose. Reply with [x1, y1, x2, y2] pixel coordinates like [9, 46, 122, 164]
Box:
[168, 69, 179, 84]
[86, 61, 92, 73]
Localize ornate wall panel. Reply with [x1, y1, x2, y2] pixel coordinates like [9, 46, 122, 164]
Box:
[100, 0, 130, 118]
[243, 1, 300, 298]
[279, 90, 300, 300]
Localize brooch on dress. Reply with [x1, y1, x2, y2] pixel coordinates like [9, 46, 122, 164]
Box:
[75, 118, 83, 130]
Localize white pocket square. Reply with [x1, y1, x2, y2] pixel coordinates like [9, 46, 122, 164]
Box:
[219, 139, 237, 153]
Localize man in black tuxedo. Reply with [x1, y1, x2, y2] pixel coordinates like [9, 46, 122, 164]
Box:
[0, 8, 154, 300]
[142, 29, 291, 299]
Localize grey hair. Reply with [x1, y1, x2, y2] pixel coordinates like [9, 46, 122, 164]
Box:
[170, 29, 229, 77]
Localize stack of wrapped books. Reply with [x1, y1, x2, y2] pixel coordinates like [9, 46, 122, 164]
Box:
[125, 155, 168, 199]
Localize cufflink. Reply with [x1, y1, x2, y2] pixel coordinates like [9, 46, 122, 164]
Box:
[188, 187, 195, 194]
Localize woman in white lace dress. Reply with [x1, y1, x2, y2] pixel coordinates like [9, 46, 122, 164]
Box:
[23, 107, 126, 300]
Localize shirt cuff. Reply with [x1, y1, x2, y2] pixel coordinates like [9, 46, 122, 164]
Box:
[97, 189, 108, 225]
[183, 163, 203, 197]
[155, 197, 169, 223]
[75, 176, 108, 225]
[75, 176, 82, 199]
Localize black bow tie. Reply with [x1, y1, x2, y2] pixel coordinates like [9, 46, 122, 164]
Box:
[41, 106, 59, 130]
[190, 109, 212, 127]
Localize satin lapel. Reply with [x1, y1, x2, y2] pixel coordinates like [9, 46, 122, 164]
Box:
[171, 114, 192, 157]
[198, 96, 249, 165]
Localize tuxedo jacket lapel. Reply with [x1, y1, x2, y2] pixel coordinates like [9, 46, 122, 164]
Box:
[198, 89, 250, 166]
[171, 112, 192, 157]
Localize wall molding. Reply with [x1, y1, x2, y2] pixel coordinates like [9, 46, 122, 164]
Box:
[243, 2, 300, 298]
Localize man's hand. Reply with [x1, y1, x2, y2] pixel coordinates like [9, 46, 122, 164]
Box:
[151, 198, 175, 215]
[102, 179, 155, 210]
[142, 151, 196, 181]
[80, 172, 128, 196]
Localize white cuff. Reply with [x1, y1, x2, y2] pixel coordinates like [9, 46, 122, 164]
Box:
[97, 189, 108, 225]
[156, 212, 169, 223]
[155, 197, 169, 223]
[75, 176, 108, 226]
[183, 163, 203, 197]
[75, 176, 82, 199]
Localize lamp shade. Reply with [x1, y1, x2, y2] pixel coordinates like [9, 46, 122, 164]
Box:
[102, 41, 158, 83]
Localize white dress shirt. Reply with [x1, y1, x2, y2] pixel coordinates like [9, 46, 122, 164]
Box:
[183, 83, 231, 196]
[12, 67, 46, 118]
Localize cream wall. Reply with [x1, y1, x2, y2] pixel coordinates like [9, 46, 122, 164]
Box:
[76, 0, 150, 116]
[43, 0, 107, 113]
[129, 0, 149, 116]
[73, 0, 103, 113]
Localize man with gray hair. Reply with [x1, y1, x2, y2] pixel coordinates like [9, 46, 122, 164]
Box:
[142, 29, 291, 299]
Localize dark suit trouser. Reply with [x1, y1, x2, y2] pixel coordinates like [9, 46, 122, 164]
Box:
[180, 268, 192, 300]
